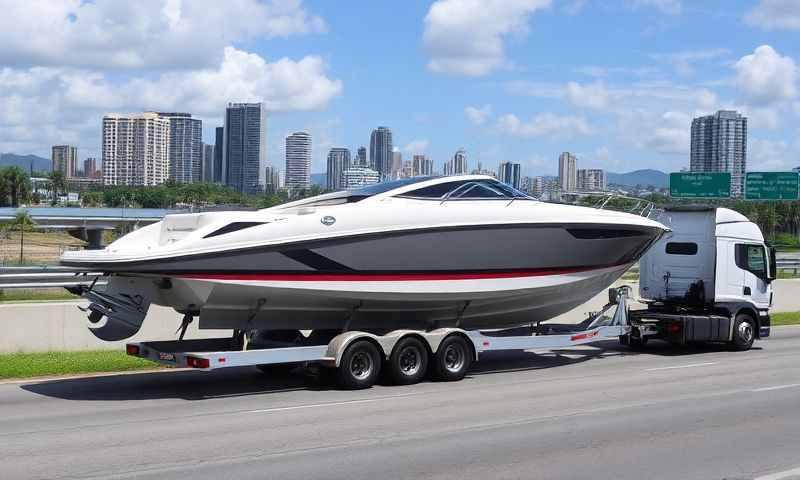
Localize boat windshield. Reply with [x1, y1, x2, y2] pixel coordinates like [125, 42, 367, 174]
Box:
[396, 179, 532, 200]
[275, 177, 439, 209]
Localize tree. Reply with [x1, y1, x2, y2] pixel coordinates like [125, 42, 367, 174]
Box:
[0, 166, 31, 207]
[48, 170, 67, 206]
[9, 210, 35, 264]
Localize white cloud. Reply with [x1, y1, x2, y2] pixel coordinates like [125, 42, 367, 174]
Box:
[507, 80, 717, 112]
[745, 0, 800, 30]
[403, 139, 430, 153]
[651, 48, 729, 75]
[464, 104, 493, 125]
[0, 48, 342, 155]
[734, 45, 797, 106]
[564, 82, 611, 110]
[617, 110, 690, 155]
[496, 113, 593, 138]
[422, 0, 551, 76]
[628, 0, 682, 14]
[0, 0, 326, 70]
[749, 138, 794, 170]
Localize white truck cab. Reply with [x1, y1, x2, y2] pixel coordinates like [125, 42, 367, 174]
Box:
[638, 206, 775, 344]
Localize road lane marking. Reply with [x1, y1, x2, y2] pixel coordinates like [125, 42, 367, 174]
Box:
[751, 383, 800, 393]
[755, 465, 800, 480]
[244, 393, 418, 414]
[645, 362, 718, 372]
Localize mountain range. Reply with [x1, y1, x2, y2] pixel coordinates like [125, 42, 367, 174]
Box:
[607, 169, 668, 188]
[0, 153, 50, 173]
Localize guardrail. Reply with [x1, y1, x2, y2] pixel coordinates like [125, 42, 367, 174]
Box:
[0, 266, 105, 289]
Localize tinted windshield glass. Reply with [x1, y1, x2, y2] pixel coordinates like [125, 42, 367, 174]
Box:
[347, 176, 437, 196]
[399, 179, 532, 200]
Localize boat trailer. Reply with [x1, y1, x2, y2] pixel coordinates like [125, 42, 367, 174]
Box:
[126, 287, 641, 388]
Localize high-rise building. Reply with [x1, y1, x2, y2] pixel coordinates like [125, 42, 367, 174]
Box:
[531, 176, 545, 197]
[223, 103, 267, 194]
[326, 147, 351, 191]
[690, 110, 747, 197]
[558, 152, 577, 192]
[577, 168, 607, 191]
[498, 161, 522, 189]
[51, 145, 77, 178]
[265, 165, 281, 194]
[285, 131, 312, 192]
[412, 154, 434, 176]
[83, 157, 99, 179]
[391, 149, 403, 179]
[102, 112, 170, 186]
[369, 127, 393, 178]
[444, 148, 468, 176]
[356, 146, 367, 167]
[213, 126, 224, 183]
[156, 112, 202, 183]
[342, 166, 381, 189]
[201, 143, 214, 182]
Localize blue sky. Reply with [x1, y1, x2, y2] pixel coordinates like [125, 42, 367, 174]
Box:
[0, 0, 799, 176]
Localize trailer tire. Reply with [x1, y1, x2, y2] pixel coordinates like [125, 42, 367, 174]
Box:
[730, 313, 756, 351]
[337, 340, 382, 389]
[432, 335, 472, 382]
[388, 337, 429, 385]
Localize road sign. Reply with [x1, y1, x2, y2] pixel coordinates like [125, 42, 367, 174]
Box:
[670, 172, 731, 198]
[745, 172, 799, 200]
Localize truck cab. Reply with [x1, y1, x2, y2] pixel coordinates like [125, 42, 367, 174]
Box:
[638, 206, 775, 343]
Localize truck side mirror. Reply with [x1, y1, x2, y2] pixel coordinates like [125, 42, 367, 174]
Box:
[768, 246, 777, 282]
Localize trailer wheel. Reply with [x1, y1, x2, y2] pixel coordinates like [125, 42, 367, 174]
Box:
[432, 335, 472, 382]
[337, 340, 381, 389]
[388, 337, 429, 385]
[730, 313, 756, 351]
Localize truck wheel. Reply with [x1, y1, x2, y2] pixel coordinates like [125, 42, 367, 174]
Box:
[388, 337, 429, 385]
[730, 313, 756, 351]
[337, 340, 381, 389]
[432, 335, 472, 382]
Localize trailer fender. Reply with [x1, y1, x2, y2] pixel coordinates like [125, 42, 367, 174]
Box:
[425, 328, 478, 362]
[326, 332, 385, 368]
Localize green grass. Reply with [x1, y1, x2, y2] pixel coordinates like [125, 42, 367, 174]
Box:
[0, 289, 80, 303]
[0, 350, 161, 380]
[771, 311, 800, 326]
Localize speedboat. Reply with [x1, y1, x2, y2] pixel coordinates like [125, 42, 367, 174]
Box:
[61, 175, 667, 341]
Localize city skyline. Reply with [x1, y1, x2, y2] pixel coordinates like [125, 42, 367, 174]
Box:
[0, 2, 798, 177]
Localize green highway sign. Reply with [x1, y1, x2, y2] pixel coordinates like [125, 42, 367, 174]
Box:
[670, 172, 731, 198]
[745, 172, 799, 200]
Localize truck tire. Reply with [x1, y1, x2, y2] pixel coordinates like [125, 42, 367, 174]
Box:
[337, 340, 382, 389]
[388, 337, 429, 385]
[730, 313, 756, 351]
[432, 335, 472, 382]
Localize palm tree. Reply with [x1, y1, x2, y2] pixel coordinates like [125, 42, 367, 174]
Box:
[0, 166, 31, 207]
[10, 210, 35, 264]
[48, 170, 67, 206]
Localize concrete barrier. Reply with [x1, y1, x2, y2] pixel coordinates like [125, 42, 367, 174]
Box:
[0, 301, 228, 353]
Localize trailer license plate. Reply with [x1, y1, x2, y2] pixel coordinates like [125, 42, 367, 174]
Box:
[159, 352, 176, 362]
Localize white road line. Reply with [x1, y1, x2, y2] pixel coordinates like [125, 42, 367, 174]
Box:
[755, 465, 800, 480]
[751, 383, 800, 393]
[645, 362, 719, 372]
[245, 393, 418, 414]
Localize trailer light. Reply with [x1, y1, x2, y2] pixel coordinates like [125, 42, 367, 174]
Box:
[668, 323, 682, 333]
[186, 356, 210, 368]
[218, 357, 226, 363]
[126, 344, 140, 356]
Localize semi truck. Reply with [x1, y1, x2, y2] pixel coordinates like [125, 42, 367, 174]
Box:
[125, 206, 774, 388]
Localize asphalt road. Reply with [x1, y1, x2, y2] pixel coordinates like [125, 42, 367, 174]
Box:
[2, 328, 800, 480]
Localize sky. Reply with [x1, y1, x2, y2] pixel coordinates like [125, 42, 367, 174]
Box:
[0, 0, 799, 177]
